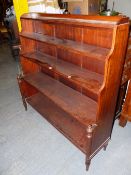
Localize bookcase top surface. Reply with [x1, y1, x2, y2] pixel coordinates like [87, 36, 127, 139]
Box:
[21, 13, 129, 25]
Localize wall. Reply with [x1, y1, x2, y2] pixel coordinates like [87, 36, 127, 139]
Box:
[108, 0, 131, 18]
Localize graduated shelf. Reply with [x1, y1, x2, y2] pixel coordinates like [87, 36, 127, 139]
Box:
[22, 52, 103, 100]
[24, 72, 97, 126]
[20, 32, 110, 59]
[27, 92, 93, 153]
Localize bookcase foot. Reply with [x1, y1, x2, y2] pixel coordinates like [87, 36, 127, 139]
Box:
[22, 98, 27, 111]
[85, 159, 91, 171]
[103, 142, 108, 151]
[119, 115, 127, 127]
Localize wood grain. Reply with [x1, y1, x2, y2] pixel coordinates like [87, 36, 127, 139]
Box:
[18, 13, 129, 171]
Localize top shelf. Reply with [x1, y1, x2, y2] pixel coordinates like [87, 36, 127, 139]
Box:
[20, 32, 110, 59]
[21, 13, 129, 26]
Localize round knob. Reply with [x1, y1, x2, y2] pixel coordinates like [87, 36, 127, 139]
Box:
[49, 66, 52, 70]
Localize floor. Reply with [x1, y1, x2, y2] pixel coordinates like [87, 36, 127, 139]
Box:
[0, 43, 131, 175]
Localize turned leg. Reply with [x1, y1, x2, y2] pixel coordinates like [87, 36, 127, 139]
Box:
[103, 142, 108, 151]
[85, 158, 91, 171]
[22, 97, 27, 111]
[17, 75, 28, 111]
[86, 124, 97, 171]
[119, 115, 127, 127]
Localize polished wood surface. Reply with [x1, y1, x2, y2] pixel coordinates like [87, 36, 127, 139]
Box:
[27, 92, 89, 153]
[21, 52, 103, 101]
[24, 72, 97, 125]
[21, 13, 128, 24]
[121, 34, 131, 85]
[115, 31, 131, 118]
[119, 80, 131, 127]
[17, 13, 129, 170]
[119, 30, 131, 126]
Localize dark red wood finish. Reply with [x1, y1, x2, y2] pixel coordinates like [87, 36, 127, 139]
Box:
[119, 80, 131, 127]
[115, 30, 131, 118]
[17, 13, 129, 170]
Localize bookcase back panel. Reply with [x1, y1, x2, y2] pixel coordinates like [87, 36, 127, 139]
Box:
[37, 41, 57, 57]
[46, 22, 113, 48]
[31, 21, 113, 49]
[21, 57, 41, 74]
[57, 48, 105, 74]
[83, 27, 113, 48]
[57, 48, 82, 67]
[20, 37, 36, 53]
[83, 55, 105, 74]
[55, 24, 82, 42]
[21, 19, 35, 33]
[35, 21, 55, 36]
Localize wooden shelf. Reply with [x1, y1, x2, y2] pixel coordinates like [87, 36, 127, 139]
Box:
[24, 72, 97, 126]
[18, 13, 130, 170]
[27, 92, 92, 153]
[22, 52, 103, 100]
[20, 32, 110, 59]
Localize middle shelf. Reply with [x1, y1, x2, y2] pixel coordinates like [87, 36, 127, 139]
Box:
[20, 32, 110, 58]
[21, 51, 103, 101]
[24, 72, 98, 126]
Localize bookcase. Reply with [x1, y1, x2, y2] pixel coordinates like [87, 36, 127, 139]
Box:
[17, 13, 129, 170]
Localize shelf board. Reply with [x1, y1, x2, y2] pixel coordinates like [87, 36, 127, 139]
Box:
[24, 72, 97, 126]
[20, 32, 110, 59]
[27, 92, 93, 153]
[22, 51, 103, 99]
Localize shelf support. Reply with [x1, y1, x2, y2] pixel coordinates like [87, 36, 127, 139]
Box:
[86, 124, 97, 171]
[17, 75, 27, 111]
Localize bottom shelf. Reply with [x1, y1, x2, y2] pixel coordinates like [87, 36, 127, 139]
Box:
[27, 92, 89, 153]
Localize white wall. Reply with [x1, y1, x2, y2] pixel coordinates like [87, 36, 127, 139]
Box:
[108, 0, 131, 18]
